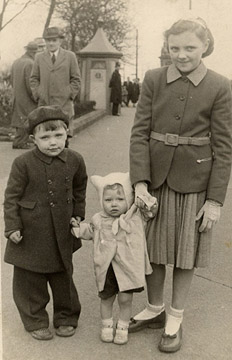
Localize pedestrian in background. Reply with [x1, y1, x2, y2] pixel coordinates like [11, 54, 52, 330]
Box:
[123, 77, 133, 107]
[121, 84, 128, 107]
[30, 27, 81, 137]
[34, 37, 46, 53]
[3, 105, 87, 340]
[11, 41, 38, 149]
[131, 78, 140, 107]
[109, 62, 122, 116]
[129, 17, 232, 353]
[72, 172, 157, 345]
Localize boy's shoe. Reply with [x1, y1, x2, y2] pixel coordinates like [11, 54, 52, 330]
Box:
[30, 328, 53, 340]
[113, 328, 128, 345]
[101, 327, 114, 343]
[56, 325, 76, 337]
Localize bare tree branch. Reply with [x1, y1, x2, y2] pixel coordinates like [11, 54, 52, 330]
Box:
[0, 0, 36, 32]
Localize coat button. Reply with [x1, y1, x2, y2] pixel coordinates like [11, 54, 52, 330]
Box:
[67, 198, 71, 204]
[50, 202, 55, 207]
[182, 76, 189, 83]
[49, 190, 54, 195]
[48, 179, 52, 184]
[179, 96, 185, 101]
[175, 114, 181, 120]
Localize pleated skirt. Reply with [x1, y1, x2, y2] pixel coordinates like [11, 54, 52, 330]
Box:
[146, 182, 212, 269]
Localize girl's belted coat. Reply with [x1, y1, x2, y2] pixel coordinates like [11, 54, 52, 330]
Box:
[130, 63, 232, 205]
[4, 147, 87, 273]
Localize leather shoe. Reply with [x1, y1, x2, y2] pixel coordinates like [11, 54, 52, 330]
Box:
[128, 310, 165, 333]
[56, 325, 76, 337]
[158, 325, 182, 353]
[30, 328, 53, 340]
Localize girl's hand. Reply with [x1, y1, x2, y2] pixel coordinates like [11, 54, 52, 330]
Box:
[135, 182, 157, 210]
[70, 216, 81, 227]
[196, 200, 221, 232]
[9, 231, 22, 244]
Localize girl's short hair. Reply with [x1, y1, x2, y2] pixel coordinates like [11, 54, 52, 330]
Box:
[164, 18, 214, 58]
[33, 120, 68, 135]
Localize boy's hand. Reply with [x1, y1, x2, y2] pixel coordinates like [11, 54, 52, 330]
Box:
[9, 231, 22, 244]
[70, 216, 81, 227]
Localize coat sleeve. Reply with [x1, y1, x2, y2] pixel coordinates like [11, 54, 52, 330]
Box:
[206, 77, 232, 204]
[29, 56, 40, 101]
[72, 154, 88, 219]
[24, 62, 34, 100]
[130, 70, 153, 186]
[4, 157, 28, 234]
[68, 53, 81, 100]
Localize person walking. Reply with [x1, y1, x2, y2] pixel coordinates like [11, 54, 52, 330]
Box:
[109, 62, 122, 116]
[123, 77, 133, 107]
[129, 17, 232, 353]
[11, 41, 38, 149]
[30, 27, 81, 137]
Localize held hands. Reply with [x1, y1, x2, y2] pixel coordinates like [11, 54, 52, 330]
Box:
[70, 216, 81, 227]
[9, 230, 22, 244]
[196, 200, 221, 232]
[134, 182, 158, 217]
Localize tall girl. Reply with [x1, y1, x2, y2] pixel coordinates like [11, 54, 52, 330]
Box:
[129, 18, 232, 353]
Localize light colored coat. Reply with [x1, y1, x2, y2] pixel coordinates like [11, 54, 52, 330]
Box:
[30, 48, 81, 118]
[11, 53, 37, 128]
[74, 204, 152, 292]
[130, 63, 232, 205]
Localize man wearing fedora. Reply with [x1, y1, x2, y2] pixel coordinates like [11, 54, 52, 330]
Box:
[11, 41, 38, 149]
[30, 27, 81, 136]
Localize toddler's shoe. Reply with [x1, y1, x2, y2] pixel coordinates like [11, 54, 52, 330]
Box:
[114, 328, 128, 345]
[30, 328, 53, 340]
[56, 325, 76, 337]
[101, 326, 114, 343]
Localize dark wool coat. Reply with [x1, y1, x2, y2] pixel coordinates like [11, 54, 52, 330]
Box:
[131, 83, 140, 103]
[130, 63, 232, 205]
[4, 147, 87, 273]
[109, 70, 122, 104]
[30, 48, 81, 118]
[11, 53, 37, 128]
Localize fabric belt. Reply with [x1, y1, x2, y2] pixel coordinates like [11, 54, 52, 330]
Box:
[150, 131, 210, 147]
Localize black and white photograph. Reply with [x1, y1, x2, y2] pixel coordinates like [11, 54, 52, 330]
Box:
[0, 0, 232, 359]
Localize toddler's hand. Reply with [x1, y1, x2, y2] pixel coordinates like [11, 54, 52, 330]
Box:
[70, 216, 81, 227]
[9, 230, 22, 244]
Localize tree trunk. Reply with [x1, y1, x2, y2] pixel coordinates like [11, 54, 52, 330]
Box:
[43, 0, 56, 33]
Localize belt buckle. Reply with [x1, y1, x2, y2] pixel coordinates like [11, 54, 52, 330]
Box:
[164, 133, 179, 146]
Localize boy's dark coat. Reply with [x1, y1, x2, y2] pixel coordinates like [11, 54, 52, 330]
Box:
[4, 147, 87, 273]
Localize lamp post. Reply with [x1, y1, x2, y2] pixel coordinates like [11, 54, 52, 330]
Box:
[135, 28, 138, 79]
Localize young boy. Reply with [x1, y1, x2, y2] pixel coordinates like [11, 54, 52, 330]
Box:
[4, 105, 87, 340]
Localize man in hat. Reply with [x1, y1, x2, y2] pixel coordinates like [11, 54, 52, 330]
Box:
[11, 41, 38, 149]
[109, 61, 122, 116]
[34, 37, 46, 53]
[30, 27, 81, 136]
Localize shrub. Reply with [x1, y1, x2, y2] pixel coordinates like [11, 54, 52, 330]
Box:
[0, 85, 13, 127]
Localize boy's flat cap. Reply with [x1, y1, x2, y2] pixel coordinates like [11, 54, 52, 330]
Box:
[28, 105, 69, 134]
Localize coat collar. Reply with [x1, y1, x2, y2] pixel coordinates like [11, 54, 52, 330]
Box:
[33, 147, 68, 164]
[167, 62, 207, 86]
[43, 47, 66, 68]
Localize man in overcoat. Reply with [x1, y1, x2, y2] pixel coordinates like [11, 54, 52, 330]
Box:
[109, 61, 122, 116]
[30, 27, 81, 135]
[11, 41, 38, 149]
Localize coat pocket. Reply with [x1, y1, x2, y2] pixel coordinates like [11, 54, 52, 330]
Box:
[196, 157, 212, 164]
[17, 200, 37, 209]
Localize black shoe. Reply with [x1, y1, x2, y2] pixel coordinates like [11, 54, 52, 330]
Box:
[128, 310, 166, 333]
[158, 325, 182, 353]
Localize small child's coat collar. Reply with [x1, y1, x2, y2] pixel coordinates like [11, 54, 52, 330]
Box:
[167, 62, 207, 86]
[34, 147, 68, 164]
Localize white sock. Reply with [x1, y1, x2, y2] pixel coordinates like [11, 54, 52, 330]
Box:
[117, 319, 129, 330]
[133, 303, 165, 321]
[102, 318, 113, 328]
[165, 306, 184, 335]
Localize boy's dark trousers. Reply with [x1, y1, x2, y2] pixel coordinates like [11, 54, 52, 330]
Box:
[13, 264, 81, 332]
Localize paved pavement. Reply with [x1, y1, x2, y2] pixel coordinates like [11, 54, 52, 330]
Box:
[1, 107, 232, 360]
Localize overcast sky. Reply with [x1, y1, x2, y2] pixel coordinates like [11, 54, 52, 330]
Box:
[1, 0, 232, 79]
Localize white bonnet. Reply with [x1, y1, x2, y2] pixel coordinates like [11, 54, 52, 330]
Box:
[90, 172, 134, 209]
